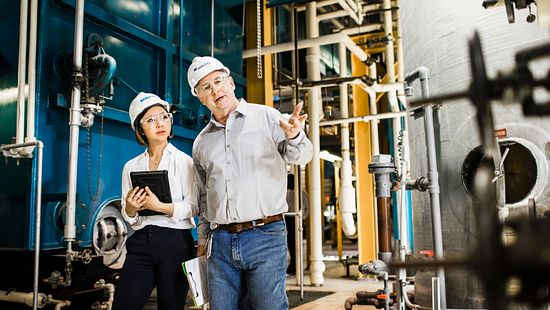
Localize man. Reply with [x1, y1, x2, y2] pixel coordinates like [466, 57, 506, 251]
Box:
[188, 56, 312, 310]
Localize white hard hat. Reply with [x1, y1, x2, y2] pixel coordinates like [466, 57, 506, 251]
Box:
[187, 56, 230, 96]
[128, 92, 170, 130]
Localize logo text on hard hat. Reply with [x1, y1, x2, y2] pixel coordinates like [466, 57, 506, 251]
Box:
[194, 62, 211, 71]
[140, 95, 154, 102]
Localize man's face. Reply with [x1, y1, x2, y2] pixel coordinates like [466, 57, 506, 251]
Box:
[196, 70, 238, 116]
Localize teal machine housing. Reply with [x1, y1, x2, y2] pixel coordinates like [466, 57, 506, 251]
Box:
[0, 0, 243, 252]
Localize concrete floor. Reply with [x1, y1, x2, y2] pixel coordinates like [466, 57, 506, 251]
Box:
[286, 259, 381, 310]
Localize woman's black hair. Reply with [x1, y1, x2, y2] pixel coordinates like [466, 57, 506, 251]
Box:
[133, 103, 173, 146]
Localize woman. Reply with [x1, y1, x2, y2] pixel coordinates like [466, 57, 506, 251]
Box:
[112, 92, 198, 310]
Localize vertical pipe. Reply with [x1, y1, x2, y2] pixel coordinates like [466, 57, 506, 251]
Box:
[334, 163, 343, 259]
[211, 0, 214, 57]
[418, 68, 447, 309]
[338, 43, 357, 238]
[292, 169, 301, 286]
[369, 155, 394, 263]
[382, 0, 401, 173]
[305, 1, 325, 286]
[15, 0, 28, 153]
[367, 62, 380, 155]
[377, 198, 392, 255]
[25, 0, 38, 150]
[32, 141, 43, 310]
[65, 0, 85, 245]
[179, 0, 184, 107]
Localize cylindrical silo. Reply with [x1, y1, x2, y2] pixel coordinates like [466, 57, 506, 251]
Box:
[400, 2, 550, 308]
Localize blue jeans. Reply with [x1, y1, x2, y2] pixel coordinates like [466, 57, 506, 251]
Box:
[208, 220, 289, 310]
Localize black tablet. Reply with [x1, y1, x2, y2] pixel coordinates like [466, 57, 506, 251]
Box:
[130, 170, 172, 216]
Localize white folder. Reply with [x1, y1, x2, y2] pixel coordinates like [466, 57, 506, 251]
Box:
[182, 255, 209, 307]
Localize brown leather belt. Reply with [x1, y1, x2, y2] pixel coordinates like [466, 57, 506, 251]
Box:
[218, 213, 284, 234]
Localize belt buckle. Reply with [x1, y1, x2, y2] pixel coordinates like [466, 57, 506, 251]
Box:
[252, 220, 265, 228]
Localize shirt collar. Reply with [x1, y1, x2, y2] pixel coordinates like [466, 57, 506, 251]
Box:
[207, 98, 248, 128]
[142, 142, 175, 159]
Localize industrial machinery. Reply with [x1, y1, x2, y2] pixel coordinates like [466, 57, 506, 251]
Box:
[482, 0, 538, 23]
[401, 31, 550, 310]
[0, 0, 242, 308]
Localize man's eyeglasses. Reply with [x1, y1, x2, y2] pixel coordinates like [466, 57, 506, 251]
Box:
[195, 74, 229, 96]
[140, 112, 173, 129]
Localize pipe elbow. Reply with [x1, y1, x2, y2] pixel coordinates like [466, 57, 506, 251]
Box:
[344, 296, 358, 310]
[341, 213, 357, 238]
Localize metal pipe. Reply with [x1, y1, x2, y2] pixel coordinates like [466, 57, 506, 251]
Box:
[210, 0, 214, 57]
[398, 130, 410, 310]
[336, 0, 360, 24]
[14, 0, 29, 155]
[242, 33, 368, 63]
[377, 197, 392, 259]
[0, 290, 47, 308]
[319, 111, 406, 126]
[368, 155, 396, 263]
[94, 279, 115, 309]
[318, 10, 350, 22]
[338, 43, 357, 238]
[339, 24, 383, 36]
[54, 301, 71, 310]
[65, 0, 85, 246]
[366, 62, 380, 155]
[22, 0, 38, 156]
[306, 1, 325, 286]
[405, 66, 447, 309]
[0, 141, 44, 310]
[179, 0, 184, 107]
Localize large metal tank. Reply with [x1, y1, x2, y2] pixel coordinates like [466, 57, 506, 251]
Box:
[400, 2, 550, 308]
[0, 0, 243, 303]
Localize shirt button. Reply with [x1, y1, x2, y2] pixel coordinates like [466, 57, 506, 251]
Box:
[233, 218, 237, 221]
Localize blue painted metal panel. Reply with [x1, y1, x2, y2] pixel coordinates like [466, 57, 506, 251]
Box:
[0, 0, 243, 251]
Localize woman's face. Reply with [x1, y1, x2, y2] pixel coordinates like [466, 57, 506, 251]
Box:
[139, 105, 172, 144]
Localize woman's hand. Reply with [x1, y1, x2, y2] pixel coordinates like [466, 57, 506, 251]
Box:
[125, 187, 149, 217]
[142, 186, 161, 211]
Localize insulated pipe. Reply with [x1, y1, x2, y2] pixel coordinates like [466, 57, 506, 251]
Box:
[14, 0, 28, 155]
[367, 61, 380, 155]
[405, 67, 447, 309]
[0, 290, 47, 308]
[306, 1, 325, 286]
[319, 111, 406, 126]
[336, 0, 360, 24]
[242, 33, 368, 63]
[0, 141, 45, 310]
[296, 0, 339, 11]
[318, 10, 350, 22]
[22, 0, 38, 156]
[338, 43, 357, 238]
[340, 24, 383, 36]
[65, 0, 85, 245]
[394, 0, 406, 106]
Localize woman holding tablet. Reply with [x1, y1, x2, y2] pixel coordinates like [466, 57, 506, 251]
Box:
[112, 92, 198, 310]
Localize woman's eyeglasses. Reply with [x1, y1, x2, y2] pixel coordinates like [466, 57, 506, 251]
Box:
[140, 112, 173, 128]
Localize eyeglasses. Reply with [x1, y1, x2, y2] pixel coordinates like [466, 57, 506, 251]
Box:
[140, 112, 173, 128]
[195, 74, 229, 96]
